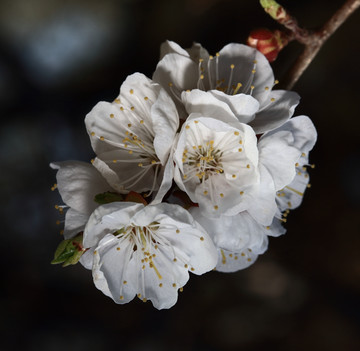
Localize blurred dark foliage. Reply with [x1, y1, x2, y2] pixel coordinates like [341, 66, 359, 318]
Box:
[1, 0, 359, 350]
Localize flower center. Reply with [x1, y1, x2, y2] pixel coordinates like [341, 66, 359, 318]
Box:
[182, 140, 224, 182]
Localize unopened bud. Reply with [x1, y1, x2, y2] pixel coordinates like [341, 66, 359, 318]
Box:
[247, 28, 288, 62]
[260, 0, 289, 24]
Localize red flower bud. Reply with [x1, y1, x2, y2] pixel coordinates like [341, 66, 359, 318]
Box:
[247, 28, 288, 62]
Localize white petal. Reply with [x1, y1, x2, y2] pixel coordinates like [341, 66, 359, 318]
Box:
[215, 43, 274, 97]
[151, 88, 179, 165]
[246, 164, 277, 226]
[181, 89, 239, 124]
[250, 90, 300, 134]
[160, 40, 190, 59]
[153, 53, 198, 118]
[63, 208, 89, 239]
[151, 144, 176, 204]
[185, 42, 210, 62]
[259, 115, 317, 190]
[83, 202, 144, 248]
[50, 161, 110, 214]
[93, 234, 137, 304]
[209, 91, 259, 124]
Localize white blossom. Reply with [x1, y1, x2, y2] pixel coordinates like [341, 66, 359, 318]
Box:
[50, 161, 111, 239]
[85, 72, 179, 201]
[83, 202, 218, 309]
[154, 40, 300, 133]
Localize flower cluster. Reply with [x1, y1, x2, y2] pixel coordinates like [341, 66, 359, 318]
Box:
[51, 40, 317, 309]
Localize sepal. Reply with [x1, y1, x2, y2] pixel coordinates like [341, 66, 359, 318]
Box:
[51, 233, 86, 267]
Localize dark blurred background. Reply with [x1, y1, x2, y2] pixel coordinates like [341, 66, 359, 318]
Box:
[1, 0, 359, 350]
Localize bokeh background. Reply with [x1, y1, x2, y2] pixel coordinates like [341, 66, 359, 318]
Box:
[1, 0, 359, 350]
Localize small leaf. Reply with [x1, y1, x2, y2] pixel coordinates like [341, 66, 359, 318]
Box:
[125, 191, 148, 205]
[94, 192, 124, 205]
[51, 233, 86, 267]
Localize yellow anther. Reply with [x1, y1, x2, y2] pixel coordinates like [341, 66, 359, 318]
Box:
[140, 120, 144, 124]
[114, 98, 120, 103]
[247, 258, 252, 262]
[240, 191, 244, 195]
[172, 283, 176, 288]
[274, 80, 279, 85]
[94, 250, 97, 255]
[183, 174, 187, 179]
[129, 89, 134, 94]
[123, 280, 127, 284]
[295, 162, 299, 167]
[239, 140, 243, 144]
[90, 132, 95, 136]
[159, 283, 163, 287]
[238, 148, 242, 152]
[185, 125, 190, 129]
[190, 267, 195, 271]
[199, 58, 204, 62]
[241, 252, 245, 256]
[128, 150, 133, 154]
[100, 136, 105, 141]
[265, 86, 269, 90]
[127, 123, 132, 128]
[113, 160, 117, 163]
[252, 69, 256, 74]
[120, 106, 124, 111]
[200, 74, 204, 79]
[232, 174, 236, 178]
[137, 293, 141, 298]
[173, 258, 177, 262]
[214, 205, 219, 210]
[250, 85, 255, 90]
[234, 131, 239, 136]
[200, 237, 204, 241]
[168, 82, 173, 87]
[209, 55, 214, 59]
[216, 52, 220, 57]
[120, 295, 124, 300]
[151, 160, 157, 164]
[54, 205, 59, 209]
[307, 183, 312, 188]
[203, 191, 208, 195]
[271, 97, 276, 102]
[266, 226, 270, 230]
[220, 193, 224, 198]
[184, 264, 188, 268]
[176, 229, 180, 234]
[246, 164, 250, 169]
[110, 113, 114, 118]
[91, 159, 94, 164]
[130, 106, 135, 111]
[230, 64, 235, 69]
[142, 298, 147, 302]
[138, 163, 143, 167]
[179, 287, 183, 292]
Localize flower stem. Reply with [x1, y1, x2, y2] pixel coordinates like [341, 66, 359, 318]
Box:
[280, 0, 360, 89]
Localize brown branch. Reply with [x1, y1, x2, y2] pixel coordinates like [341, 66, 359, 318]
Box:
[280, 0, 360, 89]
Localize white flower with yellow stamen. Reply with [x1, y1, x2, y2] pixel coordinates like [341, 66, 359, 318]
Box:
[85, 73, 179, 200]
[173, 115, 260, 217]
[83, 202, 218, 310]
[154, 40, 300, 133]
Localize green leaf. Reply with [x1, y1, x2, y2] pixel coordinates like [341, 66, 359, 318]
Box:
[51, 233, 86, 267]
[94, 191, 124, 204]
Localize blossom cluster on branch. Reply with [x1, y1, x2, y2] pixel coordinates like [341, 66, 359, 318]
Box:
[51, 40, 317, 309]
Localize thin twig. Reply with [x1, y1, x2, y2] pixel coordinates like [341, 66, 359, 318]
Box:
[281, 0, 360, 89]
